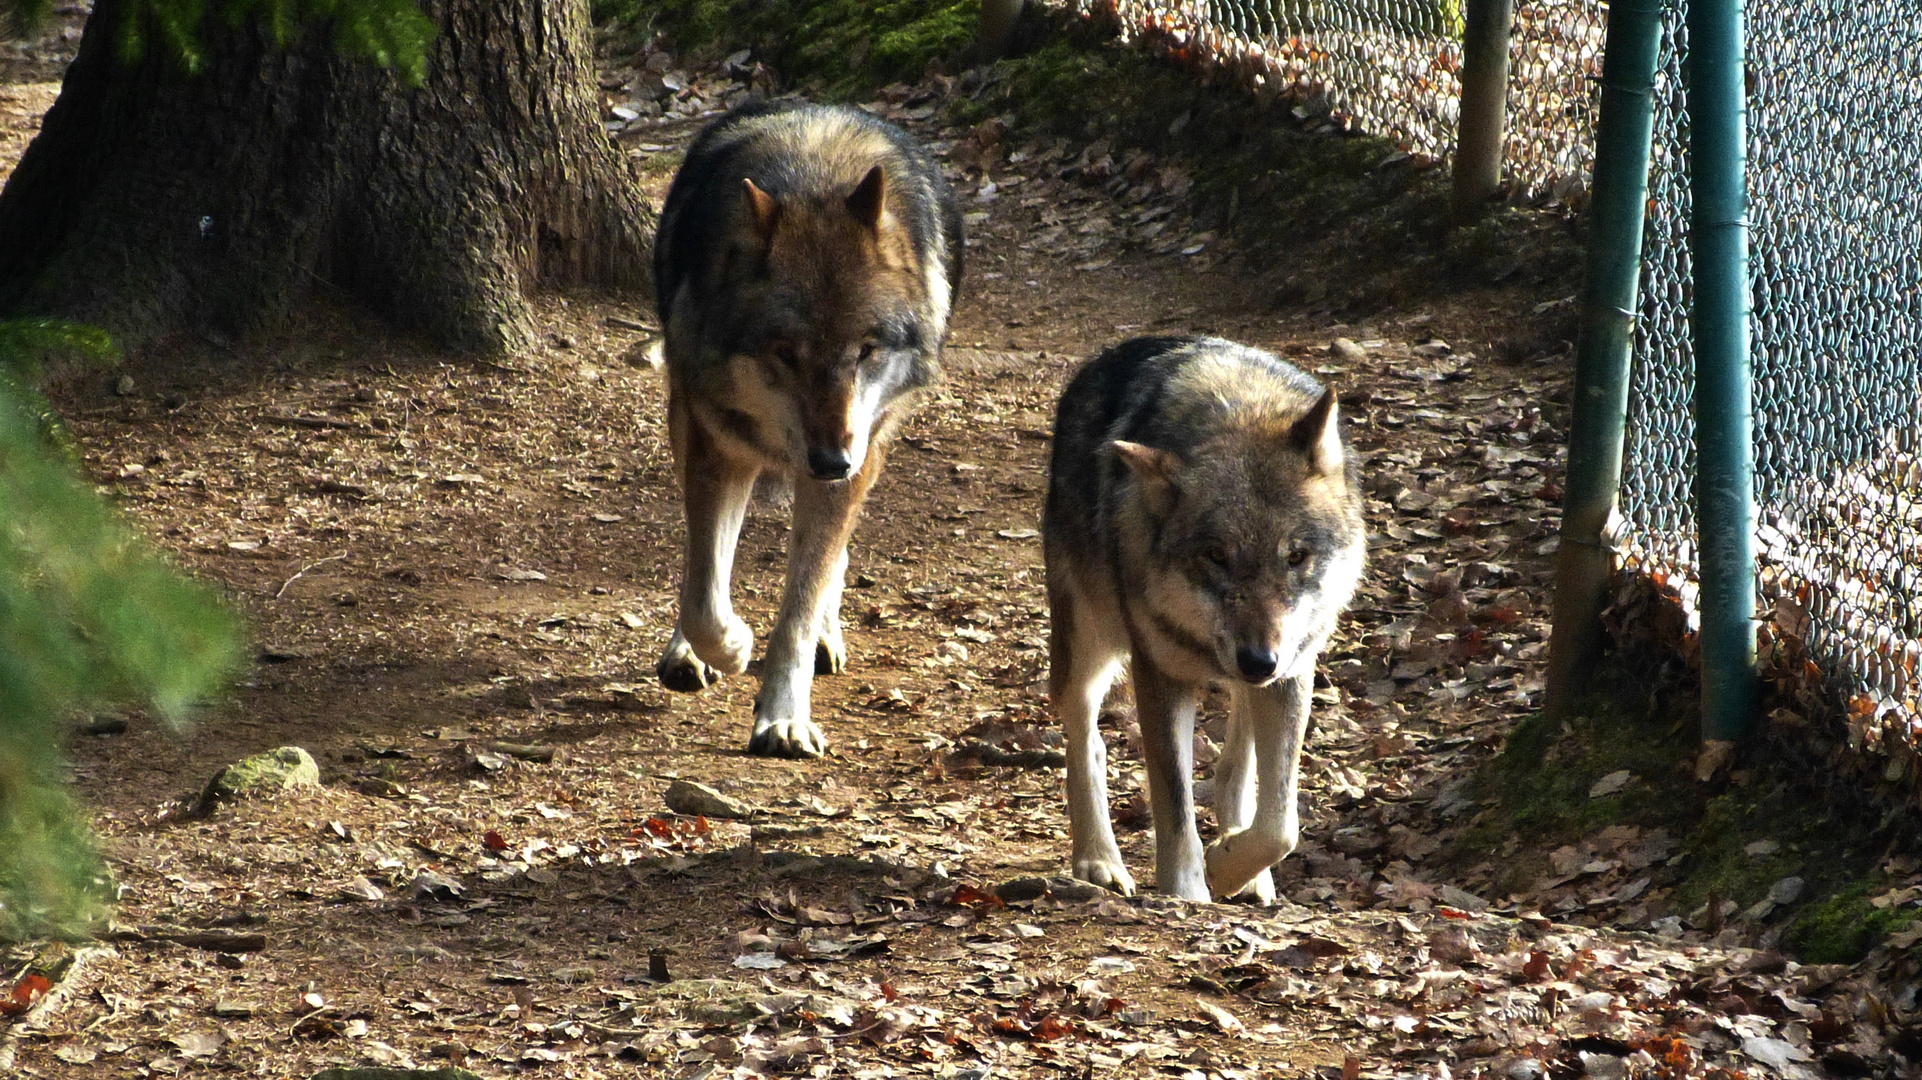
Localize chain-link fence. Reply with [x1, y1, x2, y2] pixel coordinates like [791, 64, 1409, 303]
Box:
[1615, 0, 1922, 727]
[1064, 0, 1606, 201]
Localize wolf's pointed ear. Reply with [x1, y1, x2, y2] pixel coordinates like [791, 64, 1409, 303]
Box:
[846, 165, 887, 231]
[1289, 388, 1344, 477]
[1110, 440, 1181, 518]
[743, 178, 780, 245]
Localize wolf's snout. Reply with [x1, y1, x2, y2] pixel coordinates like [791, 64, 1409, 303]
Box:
[1235, 645, 1279, 683]
[807, 446, 853, 481]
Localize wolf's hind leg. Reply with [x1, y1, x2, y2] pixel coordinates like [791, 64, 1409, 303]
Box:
[1215, 702, 1276, 903]
[814, 548, 849, 675]
[1052, 585, 1131, 895]
[659, 400, 759, 692]
[1205, 674, 1311, 898]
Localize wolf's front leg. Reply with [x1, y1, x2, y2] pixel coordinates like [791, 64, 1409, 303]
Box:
[814, 547, 849, 675]
[1214, 702, 1276, 903]
[1205, 673, 1311, 899]
[1133, 657, 1209, 901]
[750, 450, 884, 757]
[658, 404, 759, 693]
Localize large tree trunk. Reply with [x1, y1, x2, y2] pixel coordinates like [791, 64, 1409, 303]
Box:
[0, 0, 651, 354]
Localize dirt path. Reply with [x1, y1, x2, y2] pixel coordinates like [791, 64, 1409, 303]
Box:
[1, 29, 1865, 1080]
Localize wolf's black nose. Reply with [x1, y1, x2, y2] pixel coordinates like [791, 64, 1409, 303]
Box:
[1236, 646, 1278, 682]
[807, 447, 852, 481]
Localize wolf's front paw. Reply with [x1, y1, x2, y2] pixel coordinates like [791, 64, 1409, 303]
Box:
[657, 630, 723, 693]
[1204, 838, 1279, 901]
[1225, 868, 1276, 905]
[682, 612, 752, 676]
[748, 716, 827, 758]
[1072, 854, 1137, 897]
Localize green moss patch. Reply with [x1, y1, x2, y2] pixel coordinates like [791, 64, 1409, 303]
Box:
[1788, 883, 1920, 965]
[1448, 657, 1910, 964]
[599, 0, 975, 100]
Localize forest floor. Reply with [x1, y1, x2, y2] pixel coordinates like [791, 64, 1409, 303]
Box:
[0, 12, 1903, 1080]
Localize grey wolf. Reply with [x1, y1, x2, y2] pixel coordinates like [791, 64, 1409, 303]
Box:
[650, 100, 962, 758]
[1043, 336, 1366, 901]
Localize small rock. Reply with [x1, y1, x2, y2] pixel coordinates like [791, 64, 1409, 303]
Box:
[337, 877, 385, 902]
[212, 746, 321, 801]
[1744, 839, 1781, 858]
[1768, 876, 1806, 905]
[1045, 876, 1109, 903]
[1580, 1053, 1627, 1080]
[115, 374, 136, 395]
[83, 714, 130, 736]
[663, 779, 753, 819]
[994, 876, 1050, 903]
[1331, 337, 1367, 363]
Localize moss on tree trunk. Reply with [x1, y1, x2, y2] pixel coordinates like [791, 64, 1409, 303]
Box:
[0, 0, 651, 354]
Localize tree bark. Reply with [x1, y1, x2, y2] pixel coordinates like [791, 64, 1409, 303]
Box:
[0, 0, 652, 354]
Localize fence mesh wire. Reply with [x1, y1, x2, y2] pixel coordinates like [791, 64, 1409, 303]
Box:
[1067, 0, 1607, 201]
[1617, 0, 1922, 725]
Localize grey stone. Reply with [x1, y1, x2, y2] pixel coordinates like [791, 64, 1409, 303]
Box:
[664, 779, 753, 820]
[1331, 337, 1367, 363]
[1768, 876, 1806, 906]
[218, 746, 320, 795]
[994, 876, 1050, 903]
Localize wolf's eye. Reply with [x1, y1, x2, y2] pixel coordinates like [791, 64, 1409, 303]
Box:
[1201, 543, 1231, 569]
[858, 342, 878, 363]
[773, 344, 800, 368]
[1287, 547, 1311, 568]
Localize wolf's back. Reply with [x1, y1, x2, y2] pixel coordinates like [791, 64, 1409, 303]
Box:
[1046, 336, 1331, 552]
[653, 100, 962, 324]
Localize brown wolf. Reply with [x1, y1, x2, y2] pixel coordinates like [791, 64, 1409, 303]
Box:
[1043, 336, 1366, 901]
[650, 100, 961, 758]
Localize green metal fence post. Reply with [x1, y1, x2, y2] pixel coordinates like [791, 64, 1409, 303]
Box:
[1543, 0, 1665, 717]
[1452, 0, 1516, 221]
[1690, 0, 1759, 740]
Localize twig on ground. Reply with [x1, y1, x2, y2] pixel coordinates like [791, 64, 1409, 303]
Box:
[274, 553, 347, 599]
